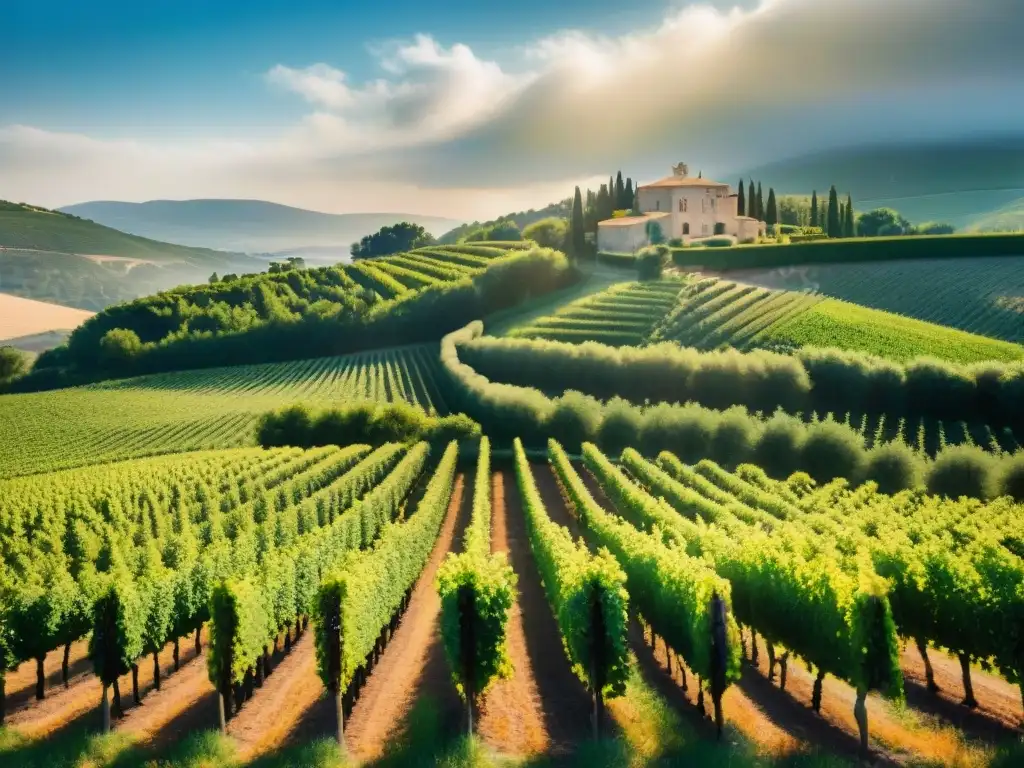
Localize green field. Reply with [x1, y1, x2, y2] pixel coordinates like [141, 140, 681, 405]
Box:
[654, 277, 1024, 363]
[0, 345, 445, 478]
[761, 297, 1024, 363]
[505, 279, 684, 345]
[738, 255, 1024, 344]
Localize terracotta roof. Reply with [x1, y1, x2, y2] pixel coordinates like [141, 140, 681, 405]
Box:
[639, 176, 730, 189]
[598, 212, 670, 228]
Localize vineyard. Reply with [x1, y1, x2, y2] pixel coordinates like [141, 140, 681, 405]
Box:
[653, 277, 1024, 363]
[0, 345, 446, 478]
[3, 432, 1024, 767]
[737, 255, 1024, 345]
[505, 279, 684, 346]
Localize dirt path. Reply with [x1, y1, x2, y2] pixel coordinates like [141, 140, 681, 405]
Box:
[478, 469, 592, 754]
[901, 645, 1022, 738]
[256, 472, 470, 764]
[118, 641, 214, 747]
[475, 471, 550, 756]
[341, 472, 468, 762]
[7, 630, 205, 739]
[5, 639, 93, 712]
[228, 629, 319, 760]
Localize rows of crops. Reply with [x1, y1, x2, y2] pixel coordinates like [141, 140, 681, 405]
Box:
[0, 345, 447, 479]
[505, 280, 684, 346]
[0, 439, 458, 737]
[651, 278, 823, 350]
[553, 440, 1024, 752]
[341, 243, 527, 300]
[738, 255, 1024, 345]
[654, 277, 1024, 363]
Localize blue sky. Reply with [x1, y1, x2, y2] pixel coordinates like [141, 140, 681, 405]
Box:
[1, 0, 1021, 219]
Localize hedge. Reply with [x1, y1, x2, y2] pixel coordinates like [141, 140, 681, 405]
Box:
[670, 233, 1024, 271]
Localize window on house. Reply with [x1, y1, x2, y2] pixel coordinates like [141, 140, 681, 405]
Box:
[679, 199, 683, 212]
[702, 198, 706, 213]
[683, 223, 690, 235]
[656, 200, 660, 210]
[711, 198, 716, 211]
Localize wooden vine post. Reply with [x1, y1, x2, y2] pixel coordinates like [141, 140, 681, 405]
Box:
[589, 588, 607, 740]
[458, 585, 476, 735]
[709, 593, 728, 738]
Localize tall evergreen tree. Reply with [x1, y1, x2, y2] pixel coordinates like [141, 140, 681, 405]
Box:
[596, 184, 612, 223]
[615, 172, 625, 209]
[748, 180, 756, 219]
[844, 194, 855, 237]
[625, 178, 634, 208]
[827, 186, 841, 238]
[756, 183, 764, 221]
[737, 179, 746, 216]
[810, 191, 819, 228]
[570, 186, 586, 258]
[766, 188, 778, 230]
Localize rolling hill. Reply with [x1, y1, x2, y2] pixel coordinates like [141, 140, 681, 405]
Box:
[736, 135, 1024, 228]
[59, 199, 464, 256]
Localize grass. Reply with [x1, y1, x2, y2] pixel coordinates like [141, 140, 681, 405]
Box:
[0, 344, 447, 478]
[760, 298, 1024, 363]
[736, 255, 1024, 344]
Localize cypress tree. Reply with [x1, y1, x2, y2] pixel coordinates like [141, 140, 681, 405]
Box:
[827, 186, 841, 238]
[615, 172, 625, 209]
[756, 183, 764, 221]
[766, 188, 778, 231]
[737, 180, 746, 216]
[748, 180, 756, 219]
[625, 178, 634, 208]
[844, 194, 855, 237]
[596, 184, 612, 223]
[571, 186, 586, 258]
[810, 191, 819, 228]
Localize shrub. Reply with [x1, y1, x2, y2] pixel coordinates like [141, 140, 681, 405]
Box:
[994, 453, 1024, 502]
[544, 391, 602, 452]
[522, 217, 568, 249]
[904, 359, 976, 421]
[751, 412, 805, 479]
[0, 346, 30, 383]
[701, 236, 736, 248]
[598, 398, 643, 456]
[708, 407, 758, 469]
[257, 402, 480, 448]
[636, 246, 668, 281]
[925, 445, 997, 500]
[800, 419, 866, 484]
[863, 441, 925, 494]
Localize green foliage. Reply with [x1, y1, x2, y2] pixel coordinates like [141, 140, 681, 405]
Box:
[257, 403, 480, 450]
[437, 437, 516, 700]
[315, 442, 459, 693]
[0, 348, 29, 384]
[620, 449, 904, 701]
[26, 244, 568, 387]
[565, 442, 742, 694]
[89, 581, 145, 686]
[925, 444, 997, 500]
[863, 442, 925, 495]
[635, 247, 667, 281]
[522, 217, 568, 249]
[670, 232, 1024, 272]
[513, 439, 629, 699]
[351, 222, 436, 259]
[207, 579, 270, 688]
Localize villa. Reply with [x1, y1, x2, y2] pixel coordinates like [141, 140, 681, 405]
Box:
[596, 163, 765, 252]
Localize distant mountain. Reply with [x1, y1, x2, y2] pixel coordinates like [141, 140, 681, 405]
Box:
[735, 135, 1024, 228]
[968, 197, 1024, 232]
[1, 200, 243, 264]
[0, 200, 260, 311]
[59, 199, 464, 255]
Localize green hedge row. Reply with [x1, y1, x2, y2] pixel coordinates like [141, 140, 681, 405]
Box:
[670, 233, 1024, 271]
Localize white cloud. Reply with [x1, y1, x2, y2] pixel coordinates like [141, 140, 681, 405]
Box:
[1, 0, 1021, 218]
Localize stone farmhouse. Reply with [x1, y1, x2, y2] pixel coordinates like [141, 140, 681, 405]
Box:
[597, 163, 765, 252]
